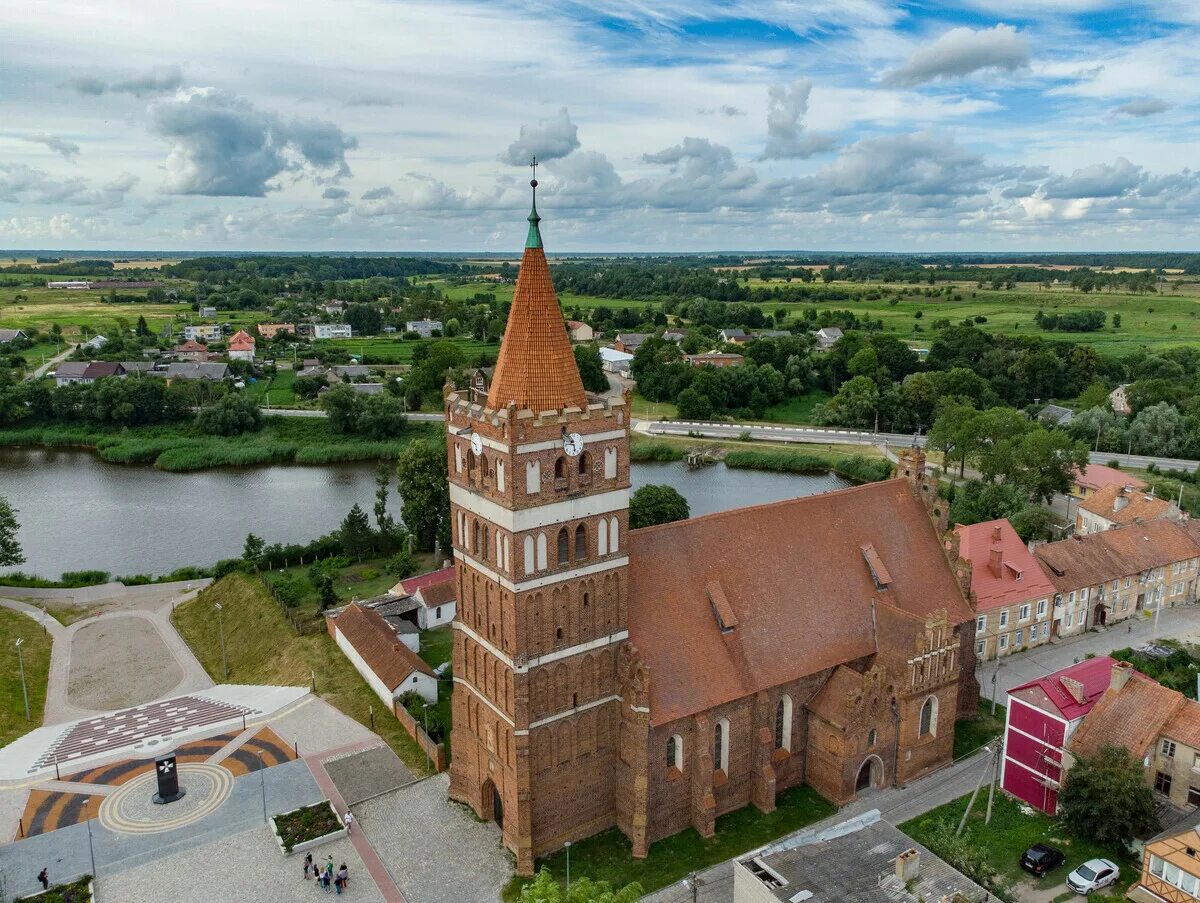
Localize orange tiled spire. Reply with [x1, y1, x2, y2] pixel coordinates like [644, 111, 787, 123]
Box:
[486, 162, 588, 413]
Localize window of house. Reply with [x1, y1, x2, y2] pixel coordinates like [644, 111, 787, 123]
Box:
[999, 610, 1009, 628]
[1193, 751, 1200, 770]
[1081, 587, 1089, 601]
[999, 634, 1009, 649]
[1189, 787, 1200, 808]
[1019, 603, 1031, 621]
[1113, 580, 1119, 591]
[575, 524, 587, 560]
[1030, 624, 1038, 642]
[775, 696, 793, 752]
[1068, 591, 1075, 604]
[714, 719, 730, 773]
[1125, 576, 1132, 588]
[1156, 771, 1173, 795]
[557, 528, 569, 565]
[1163, 739, 1177, 758]
[919, 696, 937, 737]
[976, 615, 986, 632]
[1036, 599, 1047, 617]
[976, 641, 985, 656]
[1015, 629, 1023, 647]
[1065, 611, 1073, 627]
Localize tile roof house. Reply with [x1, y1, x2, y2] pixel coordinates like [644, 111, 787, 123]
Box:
[164, 362, 230, 382]
[719, 328, 750, 344]
[1037, 403, 1075, 426]
[685, 351, 744, 368]
[255, 323, 294, 340]
[1077, 482, 1182, 535]
[1034, 520, 1200, 636]
[56, 361, 126, 385]
[1130, 808, 1200, 903]
[1001, 656, 1118, 814]
[1071, 463, 1147, 500]
[328, 603, 437, 705]
[227, 330, 256, 362]
[565, 320, 594, 342]
[955, 519, 1057, 661]
[613, 332, 651, 354]
[390, 566, 457, 630]
[173, 339, 210, 362]
[0, 328, 28, 343]
[1111, 384, 1132, 416]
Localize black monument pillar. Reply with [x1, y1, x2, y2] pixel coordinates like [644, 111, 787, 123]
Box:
[152, 752, 186, 804]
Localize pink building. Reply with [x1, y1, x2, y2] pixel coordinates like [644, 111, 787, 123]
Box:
[1000, 656, 1117, 814]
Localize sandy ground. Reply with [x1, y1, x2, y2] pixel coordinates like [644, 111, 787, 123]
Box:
[67, 617, 182, 710]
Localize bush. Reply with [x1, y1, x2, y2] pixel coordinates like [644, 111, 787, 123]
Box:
[386, 549, 417, 578]
[196, 393, 265, 437]
[629, 440, 685, 462]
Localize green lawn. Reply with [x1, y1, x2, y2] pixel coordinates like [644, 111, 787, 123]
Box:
[503, 784, 836, 901]
[316, 335, 500, 365]
[953, 701, 1007, 761]
[0, 608, 53, 748]
[245, 369, 297, 407]
[262, 553, 437, 621]
[758, 390, 831, 425]
[171, 573, 433, 774]
[629, 391, 678, 420]
[901, 791, 1137, 901]
[419, 625, 453, 670]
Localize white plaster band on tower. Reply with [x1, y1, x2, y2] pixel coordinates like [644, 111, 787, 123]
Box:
[450, 483, 629, 533]
[453, 547, 629, 593]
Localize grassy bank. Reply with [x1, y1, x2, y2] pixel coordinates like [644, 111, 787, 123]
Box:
[170, 573, 432, 774]
[0, 417, 439, 472]
[724, 449, 894, 483]
[0, 608, 53, 748]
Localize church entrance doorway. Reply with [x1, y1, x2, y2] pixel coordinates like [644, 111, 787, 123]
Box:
[856, 756, 882, 793]
[482, 778, 504, 829]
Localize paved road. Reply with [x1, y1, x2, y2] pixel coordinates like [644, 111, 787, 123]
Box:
[262, 408, 444, 422]
[26, 344, 76, 381]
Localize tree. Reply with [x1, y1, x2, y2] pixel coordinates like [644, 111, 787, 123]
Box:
[814, 375, 880, 428]
[243, 533, 265, 569]
[985, 427, 1089, 503]
[574, 344, 608, 394]
[0, 495, 24, 567]
[308, 563, 339, 610]
[1010, 505, 1053, 542]
[1128, 402, 1188, 456]
[395, 438, 450, 552]
[355, 394, 407, 439]
[629, 484, 690, 530]
[676, 387, 713, 420]
[1059, 744, 1157, 849]
[928, 401, 981, 478]
[196, 393, 264, 436]
[320, 384, 362, 434]
[339, 504, 375, 559]
[373, 462, 395, 534]
[519, 868, 642, 903]
[947, 480, 1027, 527]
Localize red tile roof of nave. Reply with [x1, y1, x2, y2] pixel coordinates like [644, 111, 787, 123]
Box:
[627, 478, 974, 727]
[485, 245, 587, 413]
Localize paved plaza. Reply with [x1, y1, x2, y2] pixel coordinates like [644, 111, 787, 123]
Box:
[325, 744, 416, 807]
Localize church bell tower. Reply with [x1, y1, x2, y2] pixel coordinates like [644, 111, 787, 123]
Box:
[446, 166, 632, 874]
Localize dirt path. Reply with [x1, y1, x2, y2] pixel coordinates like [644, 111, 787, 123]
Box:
[67, 616, 182, 710]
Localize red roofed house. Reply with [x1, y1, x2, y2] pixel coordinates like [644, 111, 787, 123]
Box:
[390, 566, 457, 629]
[1076, 481, 1182, 536]
[442, 187, 981, 874]
[1071, 463, 1147, 500]
[1001, 656, 1118, 814]
[956, 519, 1057, 662]
[174, 339, 209, 362]
[227, 329, 256, 362]
[328, 603, 437, 705]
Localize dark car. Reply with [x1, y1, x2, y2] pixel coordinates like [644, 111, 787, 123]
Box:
[1020, 844, 1066, 877]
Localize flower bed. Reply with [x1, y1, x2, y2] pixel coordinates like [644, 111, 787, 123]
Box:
[20, 876, 94, 902]
[271, 800, 346, 855]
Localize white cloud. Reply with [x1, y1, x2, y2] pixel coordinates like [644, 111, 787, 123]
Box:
[23, 134, 81, 161]
[1113, 97, 1170, 117]
[501, 108, 580, 166]
[884, 24, 1030, 87]
[760, 80, 837, 160]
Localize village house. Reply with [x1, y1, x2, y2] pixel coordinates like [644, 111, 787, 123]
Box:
[198, 305, 217, 318]
[386, 566, 458, 630]
[813, 326, 843, 350]
[955, 519, 1056, 661]
[327, 603, 438, 706]
[405, 318, 442, 337]
[1111, 384, 1132, 415]
[164, 362, 230, 382]
[227, 330, 256, 362]
[1076, 481, 1182, 535]
[313, 323, 353, 339]
[1069, 661, 1200, 812]
[1000, 656, 1117, 815]
[1034, 520, 1200, 635]
[661, 330, 686, 344]
[256, 323, 294, 340]
[53, 361, 126, 386]
[1037, 403, 1074, 427]
[0, 328, 29, 344]
[719, 328, 750, 344]
[1130, 810, 1200, 903]
[599, 347, 633, 375]
[613, 332, 650, 353]
[82, 335, 107, 350]
[442, 193, 979, 874]
[333, 364, 370, 381]
[566, 320, 594, 342]
[183, 324, 224, 343]
[685, 351, 745, 368]
[173, 339, 210, 362]
[465, 367, 494, 405]
[1070, 463, 1147, 500]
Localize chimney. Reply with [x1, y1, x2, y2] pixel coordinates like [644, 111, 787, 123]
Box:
[1114, 493, 1129, 513]
[1111, 660, 1133, 692]
[896, 848, 921, 883]
[988, 548, 1003, 579]
[991, 524, 1003, 542]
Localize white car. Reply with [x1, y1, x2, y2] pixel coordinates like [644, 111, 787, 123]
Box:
[1066, 858, 1120, 894]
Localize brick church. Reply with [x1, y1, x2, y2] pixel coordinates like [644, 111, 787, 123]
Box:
[444, 181, 980, 874]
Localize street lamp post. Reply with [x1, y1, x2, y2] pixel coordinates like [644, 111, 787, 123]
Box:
[85, 798, 97, 877]
[421, 703, 433, 773]
[565, 841, 571, 893]
[685, 871, 703, 903]
[259, 751, 267, 823]
[14, 638, 29, 720]
[214, 602, 228, 680]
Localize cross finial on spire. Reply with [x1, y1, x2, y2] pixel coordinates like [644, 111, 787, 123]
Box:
[525, 154, 543, 249]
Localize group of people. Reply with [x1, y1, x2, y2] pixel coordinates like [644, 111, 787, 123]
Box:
[304, 852, 351, 894]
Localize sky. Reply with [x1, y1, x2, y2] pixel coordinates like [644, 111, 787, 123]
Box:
[2, 0, 1199, 253]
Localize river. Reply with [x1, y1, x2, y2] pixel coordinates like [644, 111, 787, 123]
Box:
[0, 448, 849, 578]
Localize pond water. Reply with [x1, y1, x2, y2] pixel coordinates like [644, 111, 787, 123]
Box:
[0, 448, 850, 578]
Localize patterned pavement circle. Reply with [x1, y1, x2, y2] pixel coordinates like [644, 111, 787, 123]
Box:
[98, 763, 234, 834]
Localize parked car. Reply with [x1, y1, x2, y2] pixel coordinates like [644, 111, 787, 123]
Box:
[1020, 843, 1066, 877]
[1066, 858, 1120, 894]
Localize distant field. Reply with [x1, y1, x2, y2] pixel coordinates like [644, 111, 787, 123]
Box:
[317, 335, 500, 365]
[0, 285, 183, 335]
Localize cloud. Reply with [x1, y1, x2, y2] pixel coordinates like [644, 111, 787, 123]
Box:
[697, 105, 746, 116]
[760, 80, 837, 160]
[59, 65, 184, 98]
[346, 95, 400, 107]
[0, 164, 136, 207]
[24, 134, 81, 161]
[1040, 157, 1144, 198]
[360, 185, 393, 200]
[883, 24, 1030, 87]
[150, 87, 357, 196]
[501, 107, 579, 165]
[322, 187, 349, 199]
[1113, 97, 1170, 117]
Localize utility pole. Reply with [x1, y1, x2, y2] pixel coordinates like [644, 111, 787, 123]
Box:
[14, 638, 29, 720]
[985, 743, 1000, 824]
[565, 841, 572, 893]
[214, 602, 228, 680]
[956, 745, 993, 836]
[990, 660, 1003, 716]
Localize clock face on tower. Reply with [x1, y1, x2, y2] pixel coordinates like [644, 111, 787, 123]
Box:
[470, 433, 483, 456]
[563, 432, 584, 457]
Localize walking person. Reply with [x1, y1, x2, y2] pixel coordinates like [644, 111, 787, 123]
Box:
[343, 809, 354, 835]
[337, 863, 349, 889]
[304, 852, 314, 879]
[37, 868, 49, 891]
[322, 867, 331, 893]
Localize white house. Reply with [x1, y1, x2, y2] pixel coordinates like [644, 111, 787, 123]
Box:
[329, 603, 438, 705]
[183, 324, 224, 343]
[46, 281, 91, 289]
[599, 346, 634, 375]
[83, 334, 108, 350]
[405, 319, 442, 338]
[566, 320, 594, 342]
[814, 326, 843, 350]
[0, 328, 29, 344]
[313, 323, 353, 339]
[390, 567, 457, 629]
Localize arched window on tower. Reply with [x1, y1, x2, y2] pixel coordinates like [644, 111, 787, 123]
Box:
[598, 519, 608, 556]
[714, 719, 730, 774]
[472, 521, 480, 555]
[609, 517, 619, 553]
[526, 460, 540, 495]
[667, 734, 683, 771]
[578, 451, 591, 475]
[480, 454, 489, 480]
[496, 459, 505, 492]
[554, 457, 566, 479]
[467, 449, 476, 472]
[575, 524, 587, 560]
[524, 536, 535, 575]
[775, 696, 793, 752]
[536, 533, 548, 570]
[604, 446, 617, 479]
[557, 528, 569, 565]
[919, 696, 938, 737]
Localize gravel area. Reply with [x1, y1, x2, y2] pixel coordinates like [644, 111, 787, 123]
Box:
[270, 698, 377, 760]
[325, 746, 415, 806]
[358, 774, 511, 903]
[94, 823, 383, 903]
[68, 617, 181, 710]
